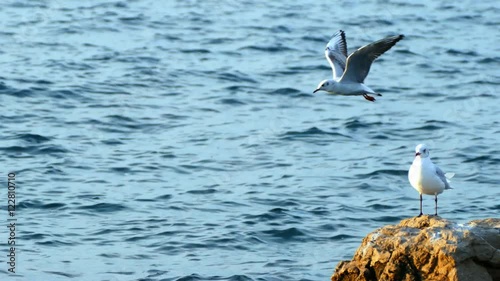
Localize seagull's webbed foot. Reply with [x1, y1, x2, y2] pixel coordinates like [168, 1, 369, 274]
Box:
[363, 94, 376, 102]
[418, 212, 423, 217]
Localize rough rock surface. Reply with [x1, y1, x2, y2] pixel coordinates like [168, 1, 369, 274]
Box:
[331, 216, 500, 281]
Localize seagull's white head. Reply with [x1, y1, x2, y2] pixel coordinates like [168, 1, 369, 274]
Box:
[415, 143, 430, 158]
[313, 79, 335, 94]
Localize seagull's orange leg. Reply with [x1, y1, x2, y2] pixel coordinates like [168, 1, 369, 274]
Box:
[363, 94, 376, 102]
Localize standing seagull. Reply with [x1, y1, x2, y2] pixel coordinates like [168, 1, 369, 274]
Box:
[313, 30, 404, 102]
[408, 144, 453, 217]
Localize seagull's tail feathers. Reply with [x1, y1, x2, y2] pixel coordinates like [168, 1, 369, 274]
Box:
[444, 173, 455, 189]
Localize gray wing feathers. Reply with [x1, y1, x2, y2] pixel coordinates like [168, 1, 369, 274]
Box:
[436, 166, 452, 190]
[341, 34, 404, 83]
[325, 30, 348, 80]
[334, 30, 347, 57]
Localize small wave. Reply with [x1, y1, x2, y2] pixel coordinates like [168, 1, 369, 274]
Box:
[467, 79, 500, 86]
[280, 127, 351, 140]
[301, 35, 325, 43]
[38, 145, 69, 154]
[205, 38, 235, 45]
[118, 14, 147, 24]
[21, 233, 46, 240]
[155, 194, 173, 200]
[261, 227, 307, 241]
[37, 240, 75, 247]
[9, 133, 51, 143]
[217, 72, 257, 84]
[175, 274, 255, 281]
[357, 19, 394, 27]
[367, 203, 399, 211]
[225, 85, 255, 92]
[308, 206, 330, 216]
[463, 155, 498, 164]
[176, 274, 204, 281]
[17, 200, 66, 210]
[477, 57, 500, 64]
[329, 234, 357, 240]
[267, 87, 301, 95]
[180, 49, 211, 54]
[0, 145, 68, 155]
[218, 98, 246, 105]
[77, 203, 127, 213]
[370, 215, 404, 223]
[186, 188, 218, 195]
[446, 49, 478, 56]
[362, 169, 408, 177]
[409, 124, 444, 131]
[243, 208, 288, 222]
[239, 45, 295, 53]
[43, 271, 81, 278]
[109, 167, 134, 174]
[344, 118, 382, 130]
[394, 49, 418, 56]
[270, 25, 291, 33]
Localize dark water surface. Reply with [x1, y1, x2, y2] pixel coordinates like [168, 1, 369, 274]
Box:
[0, 1, 499, 280]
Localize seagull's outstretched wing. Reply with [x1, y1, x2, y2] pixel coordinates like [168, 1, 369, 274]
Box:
[436, 166, 453, 190]
[340, 34, 404, 83]
[325, 30, 348, 81]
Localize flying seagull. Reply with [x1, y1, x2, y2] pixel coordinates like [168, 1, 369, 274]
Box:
[408, 144, 453, 216]
[313, 30, 404, 102]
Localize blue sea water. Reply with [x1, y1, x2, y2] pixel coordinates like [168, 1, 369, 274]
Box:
[0, 1, 499, 280]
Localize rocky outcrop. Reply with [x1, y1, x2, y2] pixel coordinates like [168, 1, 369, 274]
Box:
[331, 216, 500, 281]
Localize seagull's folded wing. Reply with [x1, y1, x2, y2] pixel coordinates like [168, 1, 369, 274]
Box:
[436, 166, 453, 189]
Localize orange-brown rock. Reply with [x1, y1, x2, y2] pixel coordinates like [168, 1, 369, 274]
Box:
[331, 216, 500, 281]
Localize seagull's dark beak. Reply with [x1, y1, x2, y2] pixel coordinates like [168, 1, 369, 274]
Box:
[415, 152, 421, 156]
[313, 89, 320, 94]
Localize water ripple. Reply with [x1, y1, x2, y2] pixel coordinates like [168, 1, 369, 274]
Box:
[1, 1, 498, 280]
